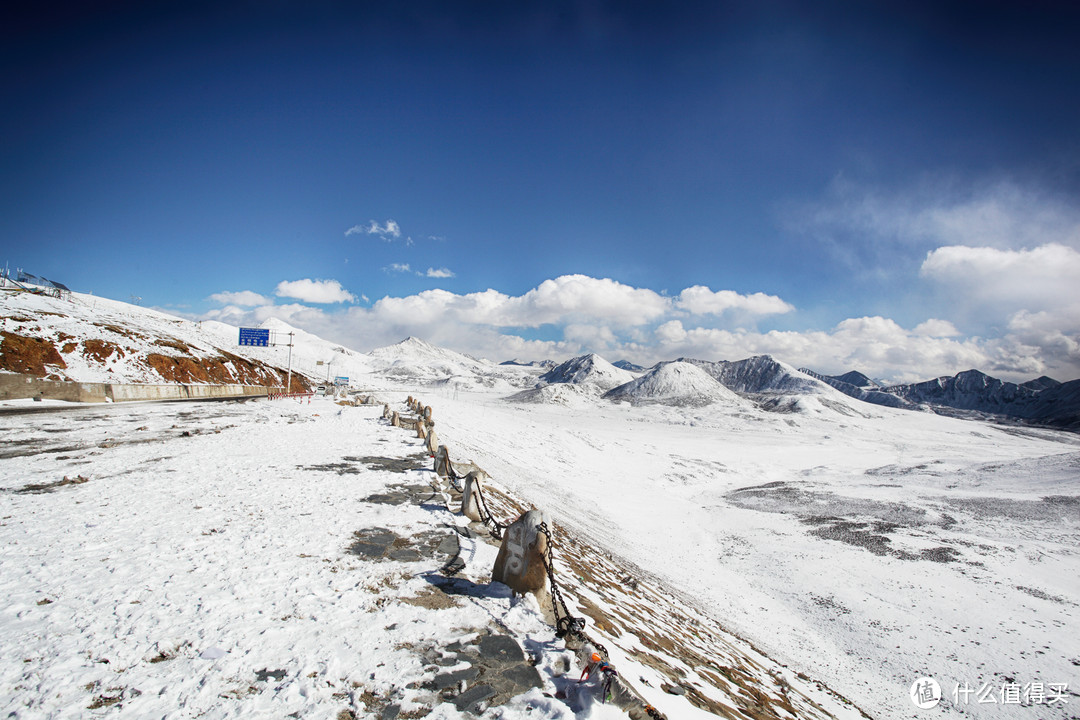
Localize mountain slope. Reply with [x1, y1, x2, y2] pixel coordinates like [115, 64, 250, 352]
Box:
[1, 290, 313, 391]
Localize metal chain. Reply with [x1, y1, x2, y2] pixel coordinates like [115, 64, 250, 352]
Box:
[537, 522, 589, 642]
[446, 463, 464, 493]
[472, 483, 507, 539]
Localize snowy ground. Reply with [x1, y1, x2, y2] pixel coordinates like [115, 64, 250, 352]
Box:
[2, 378, 1078, 720]
[7, 394, 843, 720]
[425, 385, 1080, 720]
[0, 396, 604, 719]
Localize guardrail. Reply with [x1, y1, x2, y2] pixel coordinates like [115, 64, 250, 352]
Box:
[267, 391, 314, 401]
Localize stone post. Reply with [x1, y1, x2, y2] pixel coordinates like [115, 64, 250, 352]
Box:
[492, 510, 550, 596]
[461, 470, 488, 523]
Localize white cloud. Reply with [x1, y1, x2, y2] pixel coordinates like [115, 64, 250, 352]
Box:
[675, 286, 794, 316]
[385, 263, 411, 274]
[793, 178, 1080, 278]
[274, 279, 357, 304]
[196, 272, 1080, 383]
[208, 290, 271, 307]
[788, 177, 1080, 379]
[919, 243, 1080, 375]
[803, 178, 1080, 250]
[655, 320, 688, 344]
[913, 319, 960, 337]
[515, 275, 670, 327]
[346, 219, 402, 240]
[920, 243, 1080, 310]
[199, 302, 330, 332]
[563, 323, 617, 350]
[423, 267, 455, 278]
[368, 275, 670, 329]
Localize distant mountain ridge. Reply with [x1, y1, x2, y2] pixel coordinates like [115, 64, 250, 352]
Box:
[499, 359, 555, 369]
[800, 368, 918, 410]
[6, 287, 1076, 430]
[612, 359, 647, 373]
[805, 367, 1080, 430]
[833, 370, 880, 388]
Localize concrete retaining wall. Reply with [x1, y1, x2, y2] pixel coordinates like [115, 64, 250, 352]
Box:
[0, 373, 268, 403]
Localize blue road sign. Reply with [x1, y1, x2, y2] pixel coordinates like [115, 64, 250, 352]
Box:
[238, 327, 270, 347]
[334, 376, 349, 385]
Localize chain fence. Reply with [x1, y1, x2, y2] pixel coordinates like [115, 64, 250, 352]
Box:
[390, 395, 669, 720]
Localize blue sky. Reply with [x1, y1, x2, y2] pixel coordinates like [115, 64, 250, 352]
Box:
[3, 1, 1079, 382]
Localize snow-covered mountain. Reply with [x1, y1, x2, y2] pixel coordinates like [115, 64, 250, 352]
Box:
[612, 359, 647, 373]
[499, 358, 555, 369]
[1016, 378, 1080, 429]
[368, 337, 487, 375]
[0, 289, 317, 391]
[6, 287, 1077, 430]
[660, 355, 881, 417]
[877, 369, 1080, 429]
[1021, 375, 1061, 392]
[703, 355, 829, 395]
[537, 353, 636, 392]
[883, 369, 1038, 410]
[800, 368, 917, 410]
[366, 337, 535, 391]
[603, 361, 748, 407]
[831, 370, 880, 388]
[801, 366, 1080, 430]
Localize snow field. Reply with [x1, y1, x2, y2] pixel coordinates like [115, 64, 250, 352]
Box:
[0, 398, 574, 719]
[424, 385, 1080, 720]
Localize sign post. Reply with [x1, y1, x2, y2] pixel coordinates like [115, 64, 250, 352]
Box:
[238, 327, 294, 394]
[238, 328, 270, 347]
[285, 332, 294, 394]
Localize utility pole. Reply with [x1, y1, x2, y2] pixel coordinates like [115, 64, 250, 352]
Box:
[285, 332, 294, 394]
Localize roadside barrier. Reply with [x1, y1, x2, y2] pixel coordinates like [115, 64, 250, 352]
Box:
[268, 391, 314, 402]
[384, 396, 668, 720]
